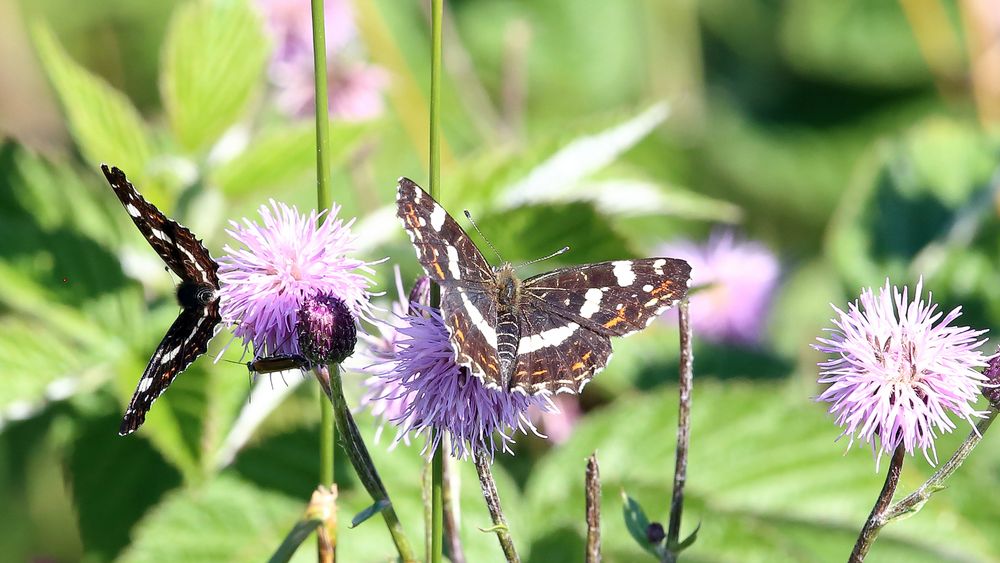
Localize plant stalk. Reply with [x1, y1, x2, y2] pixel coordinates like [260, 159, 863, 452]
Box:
[313, 366, 416, 561]
[585, 453, 601, 563]
[849, 445, 906, 562]
[666, 299, 693, 549]
[475, 453, 520, 562]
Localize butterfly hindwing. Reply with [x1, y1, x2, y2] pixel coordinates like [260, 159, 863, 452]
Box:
[441, 285, 500, 382]
[395, 177, 493, 287]
[102, 165, 221, 435]
[119, 302, 221, 434]
[510, 305, 613, 394]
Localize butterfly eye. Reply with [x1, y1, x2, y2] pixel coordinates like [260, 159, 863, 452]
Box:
[196, 286, 216, 305]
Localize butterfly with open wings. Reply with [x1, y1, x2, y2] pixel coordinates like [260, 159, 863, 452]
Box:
[101, 165, 221, 435]
[396, 177, 692, 395]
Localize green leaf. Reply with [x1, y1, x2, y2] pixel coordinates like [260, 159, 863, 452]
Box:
[621, 491, 658, 557]
[478, 202, 636, 265]
[211, 122, 371, 198]
[523, 384, 1000, 561]
[119, 475, 303, 562]
[69, 412, 183, 561]
[350, 499, 391, 528]
[268, 518, 322, 563]
[31, 25, 153, 185]
[161, 0, 269, 153]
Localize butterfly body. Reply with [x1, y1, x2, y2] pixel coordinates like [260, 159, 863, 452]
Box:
[101, 165, 221, 435]
[396, 177, 692, 395]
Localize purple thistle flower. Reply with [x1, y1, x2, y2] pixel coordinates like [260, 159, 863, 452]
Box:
[658, 231, 779, 345]
[815, 279, 991, 466]
[218, 200, 378, 357]
[256, 0, 386, 120]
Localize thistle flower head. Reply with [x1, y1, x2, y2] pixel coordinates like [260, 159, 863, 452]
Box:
[815, 279, 990, 466]
[218, 200, 378, 357]
[658, 231, 779, 345]
[297, 293, 357, 365]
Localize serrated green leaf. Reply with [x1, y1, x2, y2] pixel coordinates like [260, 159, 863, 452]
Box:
[211, 122, 371, 198]
[621, 491, 658, 557]
[31, 24, 153, 185]
[69, 412, 183, 561]
[161, 0, 269, 153]
[523, 384, 1000, 561]
[119, 475, 303, 562]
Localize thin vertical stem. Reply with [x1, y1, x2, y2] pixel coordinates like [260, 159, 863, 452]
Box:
[585, 453, 601, 563]
[850, 446, 906, 562]
[313, 366, 416, 561]
[312, 0, 332, 209]
[431, 434, 444, 563]
[311, 1, 335, 560]
[428, 2, 445, 562]
[475, 453, 520, 563]
[666, 299, 693, 547]
[429, 0, 443, 198]
[441, 433, 467, 563]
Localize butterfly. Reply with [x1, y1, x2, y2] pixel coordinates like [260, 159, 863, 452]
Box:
[395, 178, 692, 395]
[101, 165, 221, 435]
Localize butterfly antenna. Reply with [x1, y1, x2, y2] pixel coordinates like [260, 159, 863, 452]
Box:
[516, 246, 570, 270]
[463, 210, 504, 263]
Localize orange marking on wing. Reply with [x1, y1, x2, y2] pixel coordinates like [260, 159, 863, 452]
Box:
[454, 328, 466, 343]
[604, 309, 627, 329]
[571, 361, 585, 371]
[582, 351, 592, 361]
[432, 262, 445, 278]
[651, 280, 677, 297]
[532, 369, 547, 376]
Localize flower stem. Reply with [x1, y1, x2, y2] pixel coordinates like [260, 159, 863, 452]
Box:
[429, 0, 443, 199]
[883, 408, 998, 522]
[428, 2, 445, 562]
[313, 366, 416, 562]
[849, 445, 906, 562]
[666, 299, 693, 550]
[431, 433, 444, 563]
[585, 453, 601, 563]
[474, 453, 520, 563]
[442, 433, 467, 563]
[311, 0, 336, 559]
[311, 0, 333, 209]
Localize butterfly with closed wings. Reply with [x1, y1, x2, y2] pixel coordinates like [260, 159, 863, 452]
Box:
[395, 178, 692, 395]
[101, 165, 221, 435]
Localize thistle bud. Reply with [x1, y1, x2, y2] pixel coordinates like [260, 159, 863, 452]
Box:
[646, 522, 666, 544]
[297, 293, 357, 366]
[983, 347, 1000, 406]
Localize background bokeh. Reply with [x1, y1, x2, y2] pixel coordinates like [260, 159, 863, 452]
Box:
[2, 0, 1000, 561]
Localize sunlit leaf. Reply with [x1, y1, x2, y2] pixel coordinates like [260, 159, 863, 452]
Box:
[161, 0, 269, 153]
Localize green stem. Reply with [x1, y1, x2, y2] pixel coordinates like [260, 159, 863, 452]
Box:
[429, 0, 443, 199]
[431, 433, 444, 563]
[312, 0, 332, 210]
[313, 367, 416, 561]
[312, 1, 336, 560]
[429, 2, 445, 563]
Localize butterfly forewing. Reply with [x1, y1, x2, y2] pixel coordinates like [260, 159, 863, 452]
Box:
[102, 164, 221, 435]
[102, 165, 218, 287]
[523, 259, 692, 337]
[395, 177, 493, 287]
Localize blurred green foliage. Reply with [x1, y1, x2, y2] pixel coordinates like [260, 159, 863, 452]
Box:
[2, 0, 1000, 561]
